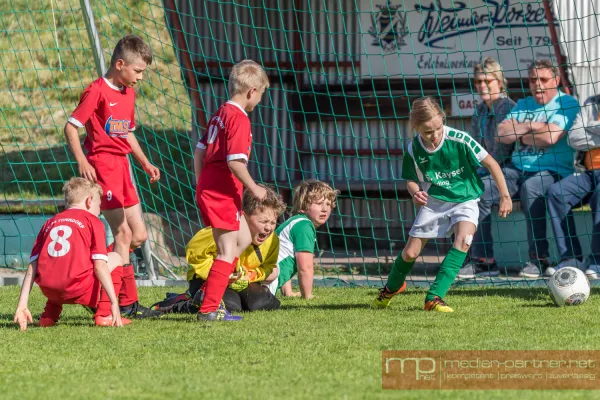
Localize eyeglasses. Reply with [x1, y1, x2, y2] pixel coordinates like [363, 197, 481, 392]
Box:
[528, 76, 556, 84]
[474, 78, 498, 85]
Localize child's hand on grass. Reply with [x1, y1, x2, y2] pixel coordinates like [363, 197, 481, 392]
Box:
[14, 307, 32, 331]
[111, 303, 124, 327]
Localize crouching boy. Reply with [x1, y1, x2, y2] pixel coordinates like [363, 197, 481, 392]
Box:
[14, 178, 127, 330]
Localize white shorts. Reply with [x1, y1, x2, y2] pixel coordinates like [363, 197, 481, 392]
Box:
[409, 197, 479, 239]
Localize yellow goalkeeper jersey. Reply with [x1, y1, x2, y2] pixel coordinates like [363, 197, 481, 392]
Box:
[185, 226, 280, 285]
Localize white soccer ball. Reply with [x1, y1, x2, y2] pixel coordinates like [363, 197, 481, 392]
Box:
[548, 267, 590, 307]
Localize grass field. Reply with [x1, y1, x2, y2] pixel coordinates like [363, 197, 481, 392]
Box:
[0, 285, 598, 399]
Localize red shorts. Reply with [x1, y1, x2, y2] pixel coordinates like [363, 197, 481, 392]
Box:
[197, 189, 242, 230]
[87, 153, 139, 210]
[41, 275, 101, 308]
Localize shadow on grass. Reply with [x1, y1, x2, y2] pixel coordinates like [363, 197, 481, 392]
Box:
[520, 302, 558, 308]
[280, 303, 373, 310]
[450, 287, 548, 301]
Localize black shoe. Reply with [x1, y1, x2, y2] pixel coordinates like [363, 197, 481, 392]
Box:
[121, 301, 163, 318]
[149, 293, 191, 312]
[190, 289, 205, 308]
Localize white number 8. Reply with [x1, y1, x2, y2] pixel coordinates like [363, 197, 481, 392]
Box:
[47, 225, 73, 257]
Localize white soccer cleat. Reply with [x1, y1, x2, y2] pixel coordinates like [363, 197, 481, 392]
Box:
[585, 265, 600, 280]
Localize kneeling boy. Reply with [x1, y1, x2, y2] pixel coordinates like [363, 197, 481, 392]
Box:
[152, 186, 285, 315]
[14, 178, 127, 330]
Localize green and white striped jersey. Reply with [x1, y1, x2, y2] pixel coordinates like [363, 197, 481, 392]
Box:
[402, 126, 489, 203]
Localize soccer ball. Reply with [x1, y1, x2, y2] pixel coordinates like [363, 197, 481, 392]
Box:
[548, 267, 590, 307]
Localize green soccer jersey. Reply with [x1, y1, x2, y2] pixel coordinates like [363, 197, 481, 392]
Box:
[402, 126, 489, 203]
[275, 214, 316, 291]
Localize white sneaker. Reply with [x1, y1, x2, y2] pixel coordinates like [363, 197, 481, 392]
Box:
[545, 258, 583, 277]
[585, 265, 600, 280]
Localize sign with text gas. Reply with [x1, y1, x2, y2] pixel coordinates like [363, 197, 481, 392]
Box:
[360, 0, 557, 79]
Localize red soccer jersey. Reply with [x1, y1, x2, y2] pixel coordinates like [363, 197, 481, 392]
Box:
[68, 77, 136, 156]
[197, 101, 252, 197]
[30, 208, 108, 302]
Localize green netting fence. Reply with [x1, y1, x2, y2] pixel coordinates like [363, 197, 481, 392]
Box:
[1, 0, 599, 287]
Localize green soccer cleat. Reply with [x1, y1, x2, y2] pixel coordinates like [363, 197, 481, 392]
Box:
[371, 282, 407, 309]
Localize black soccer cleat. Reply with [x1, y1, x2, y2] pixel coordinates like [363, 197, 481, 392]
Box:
[120, 301, 163, 319]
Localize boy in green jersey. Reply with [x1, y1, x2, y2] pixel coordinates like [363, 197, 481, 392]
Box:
[372, 97, 513, 312]
[265, 180, 339, 299]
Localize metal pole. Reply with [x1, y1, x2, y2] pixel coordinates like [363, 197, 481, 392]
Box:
[80, 0, 157, 280]
[542, 0, 572, 96]
[80, 0, 106, 75]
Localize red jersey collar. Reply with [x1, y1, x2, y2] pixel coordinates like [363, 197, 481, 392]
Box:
[102, 76, 123, 92]
[226, 100, 248, 116]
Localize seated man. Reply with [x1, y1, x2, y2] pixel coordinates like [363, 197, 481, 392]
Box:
[495, 59, 580, 278]
[545, 94, 600, 278]
[458, 57, 517, 278]
[152, 186, 286, 313]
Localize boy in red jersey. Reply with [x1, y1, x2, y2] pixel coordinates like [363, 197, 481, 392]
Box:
[193, 60, 269, 321]
[14, 178, 128, 330]
[64, 35, 161, 319]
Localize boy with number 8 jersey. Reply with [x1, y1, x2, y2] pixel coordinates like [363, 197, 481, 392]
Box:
[372, 97, 512, 312]
[14, 178, 127, 330]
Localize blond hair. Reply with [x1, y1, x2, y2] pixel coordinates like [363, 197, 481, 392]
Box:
[528, 59, 559, 77]
[111, 34, 153, 66]
[63, 177, 102, 207]
[243, 184, 286, 217]
[473, 56, 508, 90]
[228, 60, 270, 96]
[291, 180, 339, 215]
[409, 97, 446, 131]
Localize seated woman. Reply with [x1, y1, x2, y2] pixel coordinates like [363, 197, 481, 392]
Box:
[152, 185, 286, 313]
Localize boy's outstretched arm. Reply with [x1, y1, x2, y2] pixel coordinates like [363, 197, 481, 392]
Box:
[14, 262, 38, 331]
[296, 252, 315, 299]
[64, 123, 97, 182]
[93, 260, 123, 327]
[480, 155, 512, 218]
[126, 134, 160, 183]
[228, 159, 266, 200]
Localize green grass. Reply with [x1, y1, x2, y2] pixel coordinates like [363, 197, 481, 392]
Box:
[0, 286, 599, 399]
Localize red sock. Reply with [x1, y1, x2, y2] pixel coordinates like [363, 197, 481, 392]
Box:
[199, 259, 236, 313]
[119, 263, 139, 307]
[40, 300, 63, 322]
[95, 266, 123, 318]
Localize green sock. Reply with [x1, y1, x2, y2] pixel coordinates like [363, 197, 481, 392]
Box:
[386, 255, 415, 293]
[426, 247, 467, 302]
